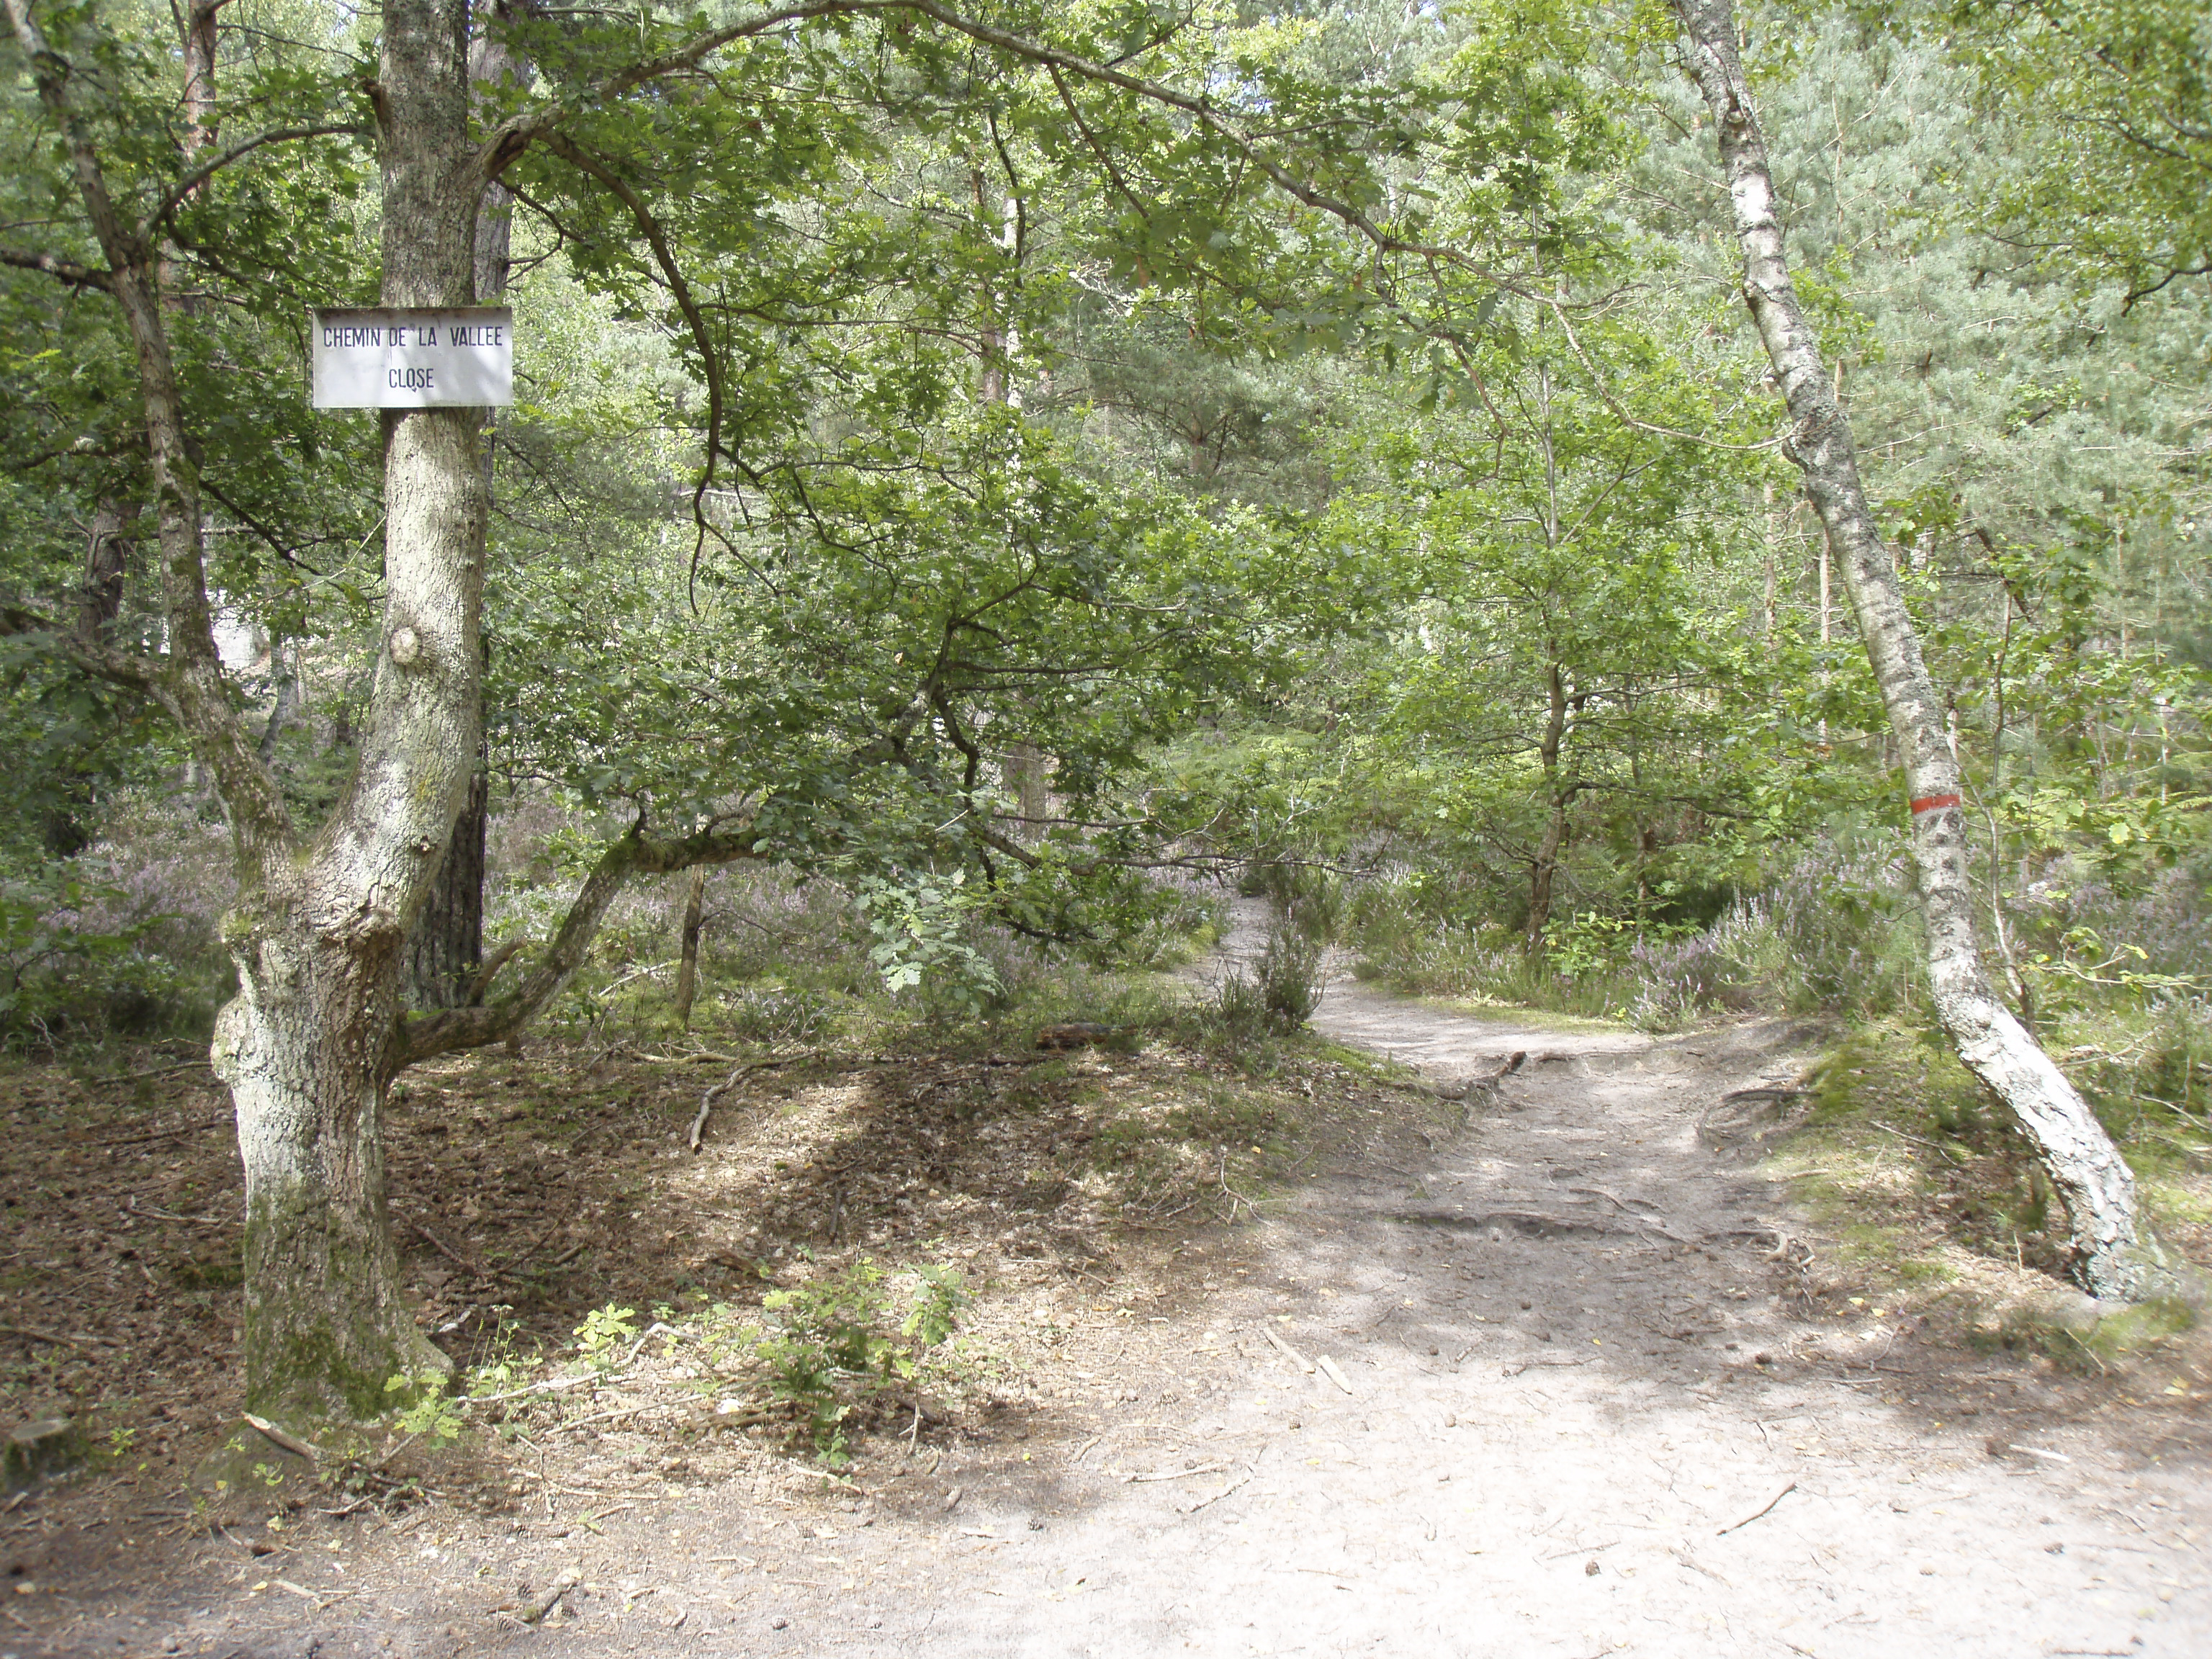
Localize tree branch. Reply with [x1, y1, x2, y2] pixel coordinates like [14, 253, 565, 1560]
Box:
[0, 243, 112, 289]
[899, 0, 1502, 287]
[478, 0, 866, 180]
[535, 130, 738, 612]
[392, 821, 764, 1069]
[0, 597, 165, 696]
[139, 124, 367, 242]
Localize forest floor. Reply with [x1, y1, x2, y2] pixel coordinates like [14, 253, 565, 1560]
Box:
[4, 912, 2210, 1658]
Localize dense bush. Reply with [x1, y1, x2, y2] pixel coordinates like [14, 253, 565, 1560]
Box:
[0, 791, 236, 1049]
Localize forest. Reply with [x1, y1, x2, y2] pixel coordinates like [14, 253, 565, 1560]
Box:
[1, 0, 2207, 1511]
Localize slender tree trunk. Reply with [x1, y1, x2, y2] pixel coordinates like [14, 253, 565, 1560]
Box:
[673, 867, 708, 1029]
[1670, 0, 2172, 1299]
[256, 640, 297, 765]
[1526, 799, 1568, 951]
[78, 498, 132, 640]
[1525, 662, 1578, 952]
[1004, 739, 1048, 839]
[405, 8, 531, 1011]
[44, 498, 138, 857]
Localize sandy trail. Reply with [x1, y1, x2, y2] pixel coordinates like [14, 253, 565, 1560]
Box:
[20, 913, 2207, 1658]
[498, 912, 2207, 1658]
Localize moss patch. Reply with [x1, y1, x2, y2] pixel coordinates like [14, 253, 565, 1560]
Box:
[1966, 1295, 2197, 1376]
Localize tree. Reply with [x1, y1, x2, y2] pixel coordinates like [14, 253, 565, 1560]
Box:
[0, 0, 1470, 1419]
[1946, 0, 2211, 303]
[1667, 0, 2177, 1300]
[1339, 316, 1757, 949]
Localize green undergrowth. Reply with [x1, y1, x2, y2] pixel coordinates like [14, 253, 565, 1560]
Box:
[1766, 1017, 2212, 1369]
[1963, 1295, 2198, 1376]
[364, 974, 1444, 1468]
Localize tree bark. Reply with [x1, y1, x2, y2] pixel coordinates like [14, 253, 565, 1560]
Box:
[673, 866, 708, 1029]
[403, 6, 531, 1012]
[405, 760, 487, 1007]
[1669, 0, 2173, 1300]
[212, 0, 490, 1416]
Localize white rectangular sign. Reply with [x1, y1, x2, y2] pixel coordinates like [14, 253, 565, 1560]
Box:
[310, 307, 513, 408]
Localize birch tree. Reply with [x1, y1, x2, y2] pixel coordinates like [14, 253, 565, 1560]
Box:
[1666, 0, 2178, 1300]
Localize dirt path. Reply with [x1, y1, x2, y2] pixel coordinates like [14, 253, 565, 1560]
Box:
[10, 919, 2208, 1658]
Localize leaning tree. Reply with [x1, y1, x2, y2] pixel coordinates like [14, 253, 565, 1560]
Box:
[1666, 0, 2175, 1299]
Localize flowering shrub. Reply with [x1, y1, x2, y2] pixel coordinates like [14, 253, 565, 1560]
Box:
[1624, 847, 1919, 1030]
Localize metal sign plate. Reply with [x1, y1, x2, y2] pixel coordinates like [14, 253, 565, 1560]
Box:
[310, 307, 513, 408]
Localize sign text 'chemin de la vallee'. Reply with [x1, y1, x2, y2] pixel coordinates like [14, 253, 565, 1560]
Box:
[310, 307, 513, 409]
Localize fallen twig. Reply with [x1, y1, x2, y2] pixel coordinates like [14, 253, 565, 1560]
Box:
[1869, 1120, 1966, 1163]
[1501, 1357, 1594, 1377]
[0, 1323, 117, 1350]
[1262, 1327, 1316, 1374]
[123, 1197, 229, 1228]
[1216, 1146, 1247, 1222]
[242, 1414, 323, 1462]
[461, 1368, 634, 1407]
[577, 1501, 636, 1533]
[621, 1321, 678, 1365]
[1715, 1479, 1797, 1536]
[274, 1579, 351, 1610]
[99, 1110, 229, 1148]
[1315, 1355, 1355, 1395]
[517, 1568, 581, 1624]
[1669, 1544, 1732, 1585]
[1125, 1460, 1229, 1483]
[1566, 1184, 1640, 1213]
[1177, 1472, 1253, 1514]
[129, 1058, 216, 1082]
[690, 1052, 813, 1152]
[409, 1220, 477, 1275]
[556, 1403, 652, 1432]
[2057, 1326, 2110, 1375]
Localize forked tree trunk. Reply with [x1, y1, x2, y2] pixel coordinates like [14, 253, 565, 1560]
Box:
[1670, 0, 2172, 1300]
[213, 0, 488, 1414]
[12, 0, 774, 1421]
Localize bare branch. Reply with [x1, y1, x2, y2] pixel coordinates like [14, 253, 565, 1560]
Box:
[0, 243, 112, 289]
[393, 822, 764, 1069]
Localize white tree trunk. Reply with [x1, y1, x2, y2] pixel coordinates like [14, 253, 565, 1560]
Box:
[1669, 0, 2173, 1300]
